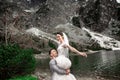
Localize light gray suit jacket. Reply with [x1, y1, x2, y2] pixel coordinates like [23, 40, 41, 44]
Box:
[49, 58, 66, 75]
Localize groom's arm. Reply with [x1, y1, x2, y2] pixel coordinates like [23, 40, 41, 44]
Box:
[49, 59, 66, 75]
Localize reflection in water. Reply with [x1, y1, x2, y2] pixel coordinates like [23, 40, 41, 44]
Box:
[100, 50, 116, 64]
[36, 50, 120, 79]
[68, 50, 120, 78]
[96, 50, 120, 78]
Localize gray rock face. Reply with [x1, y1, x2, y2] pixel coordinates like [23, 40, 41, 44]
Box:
[73, 0, 120, 40]
[0, 0, 120, 51]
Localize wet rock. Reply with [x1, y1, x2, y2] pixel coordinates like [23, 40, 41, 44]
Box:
[72, 0, 120, 40]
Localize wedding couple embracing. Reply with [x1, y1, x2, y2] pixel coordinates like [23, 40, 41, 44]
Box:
[49, 32, 87, 80]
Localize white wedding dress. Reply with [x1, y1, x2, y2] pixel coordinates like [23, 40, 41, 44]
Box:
[53, 33, 76, 80]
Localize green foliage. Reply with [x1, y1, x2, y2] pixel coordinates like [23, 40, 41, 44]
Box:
[111, 21, 120, 36]
[72, 16, 81, 27]
[36, 2, 50, 17]
[0, 44, 36, 80]
[48, 40, 56, 49]
[9, 75, 37, 80]
[71, 42, 77, 49]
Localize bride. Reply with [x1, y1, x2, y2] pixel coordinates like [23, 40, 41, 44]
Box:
[56, 32, 87, 58]
[52, 32, 87, 80]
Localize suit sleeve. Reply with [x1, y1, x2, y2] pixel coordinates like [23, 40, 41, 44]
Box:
[50, 59, 66, 75]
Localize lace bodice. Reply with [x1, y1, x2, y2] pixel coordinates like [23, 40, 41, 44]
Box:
[57, 42, 69, 58]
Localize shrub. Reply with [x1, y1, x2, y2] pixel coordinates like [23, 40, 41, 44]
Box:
[48, 40, 56, 49]
[72, 16, 81, 27]
[9, 75, 37, 80]
[0, 44, 36, 80]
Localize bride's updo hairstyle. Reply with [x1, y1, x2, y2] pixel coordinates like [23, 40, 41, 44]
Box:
[56, 32, 64, 40]
[56, 32, 63, 36]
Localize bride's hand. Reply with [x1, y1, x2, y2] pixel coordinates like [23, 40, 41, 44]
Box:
[79, 52, 87, 58]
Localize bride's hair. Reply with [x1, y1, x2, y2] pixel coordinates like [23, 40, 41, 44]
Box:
[56, 32, 69, 45]
[56, 32, 63, 36]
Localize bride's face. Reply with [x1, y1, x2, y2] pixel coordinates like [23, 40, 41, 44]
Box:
[56, 34, 64, 43]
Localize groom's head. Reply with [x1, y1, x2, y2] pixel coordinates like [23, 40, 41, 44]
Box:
[49, 49, 58, 59]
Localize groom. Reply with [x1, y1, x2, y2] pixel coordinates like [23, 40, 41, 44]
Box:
[49, 49, 70, 80]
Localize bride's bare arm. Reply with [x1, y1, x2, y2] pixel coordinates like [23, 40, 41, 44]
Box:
[65, 44, 87, 57]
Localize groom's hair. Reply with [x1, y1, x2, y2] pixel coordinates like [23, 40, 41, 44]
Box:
[49, 49, 58, 55]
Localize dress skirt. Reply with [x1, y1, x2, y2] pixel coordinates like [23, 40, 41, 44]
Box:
[52, 55, 76, 80]
[52, 72, 76, 80]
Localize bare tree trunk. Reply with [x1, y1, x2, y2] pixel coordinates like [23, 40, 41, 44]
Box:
[5, 24, 8, 45]
[4, 12, 8, 45]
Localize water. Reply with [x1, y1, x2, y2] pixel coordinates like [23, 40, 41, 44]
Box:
[35, 50, 120, 79]
[70, 50, 120, 78]
[82, 27, 120, 50]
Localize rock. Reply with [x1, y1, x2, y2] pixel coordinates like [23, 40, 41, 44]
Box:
[72, 0, 120, 40]
[0, 0, 120, 52]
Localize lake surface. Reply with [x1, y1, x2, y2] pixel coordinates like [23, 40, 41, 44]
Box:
[35, 50, 120, 79]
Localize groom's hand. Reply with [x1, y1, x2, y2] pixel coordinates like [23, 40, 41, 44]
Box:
[66, 69, 70, 75]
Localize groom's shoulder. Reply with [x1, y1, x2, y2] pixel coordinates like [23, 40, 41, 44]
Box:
[49, 59, 56, 65]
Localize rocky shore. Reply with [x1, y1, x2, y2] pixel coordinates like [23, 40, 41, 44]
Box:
[32, 53, 117, 80]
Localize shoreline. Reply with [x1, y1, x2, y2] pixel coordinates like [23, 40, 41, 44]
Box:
[33, 52, 119, 80]
[32, 68, 116, 80]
